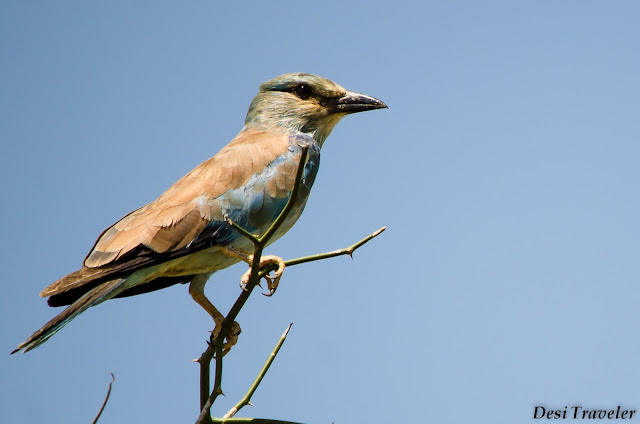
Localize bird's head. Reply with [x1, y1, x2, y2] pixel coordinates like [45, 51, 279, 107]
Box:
[244, 73, 387, 146]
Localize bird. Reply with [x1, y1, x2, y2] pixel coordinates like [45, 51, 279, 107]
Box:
[13, 73, 386, 354]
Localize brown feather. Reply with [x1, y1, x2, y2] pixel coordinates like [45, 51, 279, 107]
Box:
[43, 242, 202, 300]
[83, 129, 290, 268]
[42, 130, 291, 301]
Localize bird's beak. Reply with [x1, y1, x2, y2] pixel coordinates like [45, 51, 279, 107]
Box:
[332, 91, 388, 114]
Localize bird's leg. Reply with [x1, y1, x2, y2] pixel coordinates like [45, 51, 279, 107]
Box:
[220, 247, 255, 291]
[221, 247, 285, 296]
[189, 274, 241, 354]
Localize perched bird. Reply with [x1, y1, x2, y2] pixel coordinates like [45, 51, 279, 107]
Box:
[13, 73, 386, 354]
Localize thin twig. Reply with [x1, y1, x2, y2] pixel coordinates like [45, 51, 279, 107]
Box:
[225, 217, 260, 244]
[212, 339, 225, 401]
[223, 323, 293, 419]
[196, 336, 225, 424]
[259, 147, 310, 245]
[91, 372, 115, 424]
[197, 225, 384, 422]
[211, 418, 307, 423]
[283, 227, 386, 268]
[198, 339, 214, 411]
[196, 224, 385, 423]
[247, 227, 386, 283]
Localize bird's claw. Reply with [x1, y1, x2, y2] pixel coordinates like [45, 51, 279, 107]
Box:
[261, 275, 278, 297]
[239, 276, 262, 291]
[211, 320, 242, 356]
[237, 254, 285, 296]
[240, 268, 252, 291]
[257, 255, 285, 296]
[222, 247, 285, 294]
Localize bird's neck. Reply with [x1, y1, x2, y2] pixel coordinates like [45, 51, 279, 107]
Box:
[241, 118, 339, 148]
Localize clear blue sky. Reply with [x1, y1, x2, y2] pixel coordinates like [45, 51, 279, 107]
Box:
[2, 1, 639, 423]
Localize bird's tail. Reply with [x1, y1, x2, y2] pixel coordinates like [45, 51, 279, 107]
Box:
[12, 278, 126, 354]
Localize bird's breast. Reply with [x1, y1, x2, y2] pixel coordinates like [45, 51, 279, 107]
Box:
[200, 134, 320, 245]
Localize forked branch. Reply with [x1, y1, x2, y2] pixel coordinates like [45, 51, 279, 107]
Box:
[223, 323, 293, 419]
[195, 146, 385, 424]
[195, 147, 310, 424]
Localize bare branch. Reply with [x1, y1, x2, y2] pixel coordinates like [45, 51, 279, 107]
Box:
[225, 217, 260, 245]
[197, 339, 213, 411]
[283, 227, 386, 267]
[211, 418, 307, 423]
[259, 146, 310, 245]
[224, 324, 293, 419]
[91, 372, 114, 424]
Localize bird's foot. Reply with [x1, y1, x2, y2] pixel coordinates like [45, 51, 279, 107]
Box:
[211, 319, 242, 356]
[189, 276, 241, 355]
[239, 255, 285, 296]
[222, 247, 285, 295]
[260, 255, 285, 296]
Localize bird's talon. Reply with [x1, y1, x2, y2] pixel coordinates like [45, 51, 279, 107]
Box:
[236, 254, 285, 294]
[262, 288, 277, 297]
[210, 320, 241, 355]
[239, 270, 252, 291]
[257, 255, 285, 295]
[221, 321, 241, 355]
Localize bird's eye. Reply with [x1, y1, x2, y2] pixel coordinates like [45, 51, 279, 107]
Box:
[294, 84, 312, 100]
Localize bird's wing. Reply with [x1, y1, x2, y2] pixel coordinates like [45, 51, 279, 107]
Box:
[41, 129, 295, 298]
